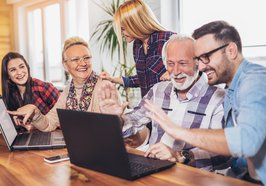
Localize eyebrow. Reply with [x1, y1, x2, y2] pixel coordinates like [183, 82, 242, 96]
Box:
[195, 43, 229, 59]
[167, 59, 190, 63]
[8, 63, 24, 70]
[8, 67, 16, 71]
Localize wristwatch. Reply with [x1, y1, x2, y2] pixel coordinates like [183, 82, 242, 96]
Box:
[179, 150, 193, 164]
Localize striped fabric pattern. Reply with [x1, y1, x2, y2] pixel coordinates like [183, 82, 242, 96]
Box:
[122, 73, 228, 170]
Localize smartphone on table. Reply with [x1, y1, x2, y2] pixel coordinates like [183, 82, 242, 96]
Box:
[44, 154, 69, 164]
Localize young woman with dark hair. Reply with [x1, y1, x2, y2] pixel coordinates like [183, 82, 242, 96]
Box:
[1, 52, 60, 130]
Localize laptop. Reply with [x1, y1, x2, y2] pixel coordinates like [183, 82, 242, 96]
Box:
[0, 99, 66, 151]
[57, 109, 175, 180]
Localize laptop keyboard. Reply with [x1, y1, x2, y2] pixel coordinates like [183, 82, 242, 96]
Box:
[15, 133, 30, 145]
[129, 161, 157, 176]
[28, 132, 51, 145]
[128, 154, 158, 176]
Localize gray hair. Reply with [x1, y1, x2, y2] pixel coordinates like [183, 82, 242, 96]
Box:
[162, 34, 195, 66]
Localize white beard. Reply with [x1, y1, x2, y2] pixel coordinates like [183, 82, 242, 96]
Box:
[171, 70, 199, 91]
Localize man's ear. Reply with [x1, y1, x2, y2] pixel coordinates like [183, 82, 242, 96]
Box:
[227, 42, 238, 60]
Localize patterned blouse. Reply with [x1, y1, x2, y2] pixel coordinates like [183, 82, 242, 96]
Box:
[122, 31, 175, 97]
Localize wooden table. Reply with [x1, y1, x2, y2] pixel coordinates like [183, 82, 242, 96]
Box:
[0, 135, 258, 186]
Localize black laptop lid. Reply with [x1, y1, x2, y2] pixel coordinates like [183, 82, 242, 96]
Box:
[57, 109, 132, 179]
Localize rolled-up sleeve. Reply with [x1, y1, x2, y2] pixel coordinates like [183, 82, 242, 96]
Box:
[225, 74, 266, 157]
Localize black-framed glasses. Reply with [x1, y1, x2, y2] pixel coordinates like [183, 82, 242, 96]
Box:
[193, 43, 229, 64]
[64, 55, 92, 63]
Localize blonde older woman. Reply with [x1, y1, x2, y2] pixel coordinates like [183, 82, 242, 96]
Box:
[8, 37, 110, 132]
[8, 37, 148, 148]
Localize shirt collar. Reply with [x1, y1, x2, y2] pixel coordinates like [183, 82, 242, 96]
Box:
[135, 31, 158, 46]
[148, 32, 158, 45]
[227, 59, 248, 92]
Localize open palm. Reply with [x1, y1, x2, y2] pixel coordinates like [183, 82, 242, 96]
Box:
[98, 81, 128, 116]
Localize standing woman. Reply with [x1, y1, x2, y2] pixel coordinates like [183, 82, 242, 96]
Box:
[100, 0, 175, 97]
[1, 52, 60, 118]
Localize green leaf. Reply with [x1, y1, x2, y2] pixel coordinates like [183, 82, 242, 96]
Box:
[91, 0, 135, 79]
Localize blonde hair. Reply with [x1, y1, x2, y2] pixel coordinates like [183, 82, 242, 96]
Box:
[114, 0, 166, 64]
[162, 34, 195, 66]
[62, 36, 90, 62]
[114, 0, 166, 45]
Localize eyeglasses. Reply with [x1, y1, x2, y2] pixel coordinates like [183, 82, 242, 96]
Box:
[64, 55, 92, 63]
[193, 43, 229, 64]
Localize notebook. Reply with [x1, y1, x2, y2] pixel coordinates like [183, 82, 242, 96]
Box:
[57, 109, 175, 180]
[0, 99, 66, 151]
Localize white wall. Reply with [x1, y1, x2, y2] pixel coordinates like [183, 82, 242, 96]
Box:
[88, 0, 135, 76]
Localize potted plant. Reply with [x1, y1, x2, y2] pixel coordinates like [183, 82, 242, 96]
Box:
[90, 0, 136, 102]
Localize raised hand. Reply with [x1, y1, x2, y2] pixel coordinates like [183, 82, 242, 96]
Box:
[98, 81, 128, 116]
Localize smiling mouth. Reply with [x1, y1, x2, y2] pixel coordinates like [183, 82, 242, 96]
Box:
[16, 75, 25, 80]
[205, 70, 215, 78]
[77, 68, 88, 72]
[174, 77, 186, 83]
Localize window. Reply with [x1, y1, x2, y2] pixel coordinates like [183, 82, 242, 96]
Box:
[43, 4, 62, 82]
[180, 0, 266, 66]
[27, 8, 44, 80]
[27, 2, 63, 82]
[11, 0, 90, 87]
[65, 0, 90, 40]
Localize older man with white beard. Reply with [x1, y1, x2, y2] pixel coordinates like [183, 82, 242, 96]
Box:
[98, 35, 229, 171]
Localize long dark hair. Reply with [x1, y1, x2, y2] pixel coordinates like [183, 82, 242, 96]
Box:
[1, 52, 33, 111]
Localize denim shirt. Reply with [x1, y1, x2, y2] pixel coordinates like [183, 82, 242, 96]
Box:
[224, 59, 266, 184]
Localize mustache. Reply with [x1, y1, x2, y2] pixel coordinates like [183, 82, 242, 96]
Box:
[171, 73, 187, 79]
[200, 66, 213, 73]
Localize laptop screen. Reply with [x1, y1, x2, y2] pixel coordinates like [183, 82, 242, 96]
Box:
[0, 99, 17, 147]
